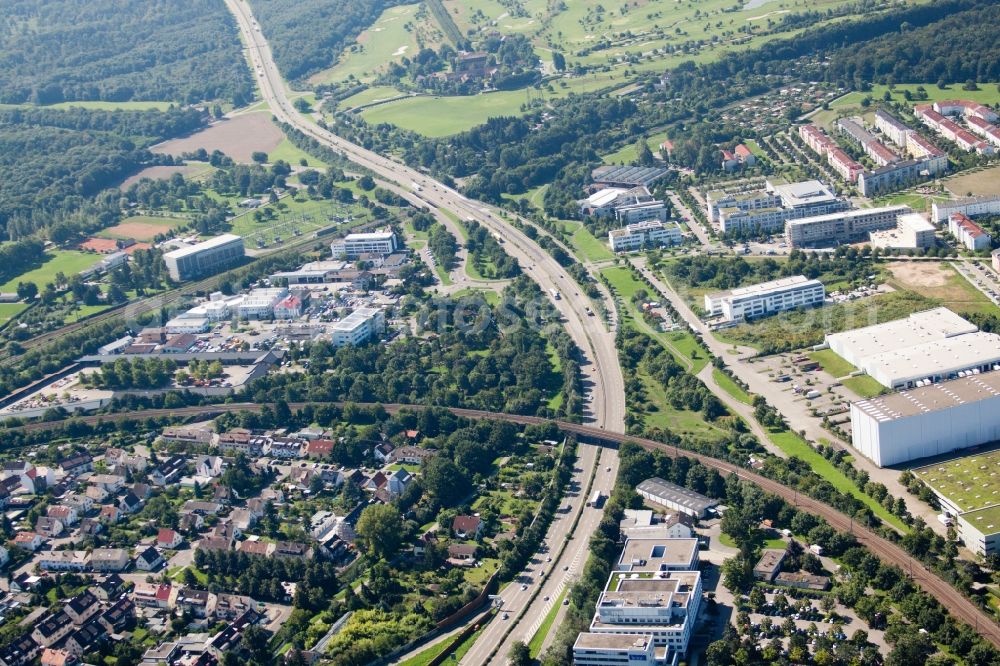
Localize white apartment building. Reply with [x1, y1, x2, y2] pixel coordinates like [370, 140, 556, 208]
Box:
[874, 108, 913, 147]
[331, 308, 385, 347]
[164, 235, 245, 282]
[948, 212, 993, 251]
[237, 287, 288, 320]
[703, 275, 824, 322]
[330, 231, 398, 259]
[932, 195, 1000, 224]
[608, 220, 682, 252]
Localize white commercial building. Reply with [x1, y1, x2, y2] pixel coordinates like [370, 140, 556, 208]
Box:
[616, 538, 699, 573]
[785, 205, 909, 248]
[589, 572, 702, 651]
[164, 317, 211, 334]
[330, 231, 398, 259]
[573, 634, 670, 666]
[708, 179, 848, 234]
[850, 370, 1000, 467]
[608, 220, 682, 252]
[163, 234, 245, 282]
[237, 288, 288, 320]
[703, 275, 824, 322]
[616, 201, 669, 225]
[330, 308, 385, 347]
[868, 212, 936, 249]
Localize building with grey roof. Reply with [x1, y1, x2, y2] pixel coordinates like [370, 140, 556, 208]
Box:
[635, 478, 718, 517]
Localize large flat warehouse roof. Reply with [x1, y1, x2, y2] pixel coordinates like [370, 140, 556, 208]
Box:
[854, 369, 1000, 422]
[864, 332, 1000, 386]
[825, 307, 978, 359]
[913, 448, 1000, 513]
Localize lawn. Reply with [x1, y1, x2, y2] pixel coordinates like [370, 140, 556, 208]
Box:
[360, 72, 622, 136]
[0, 303, 29, 326]
[639, 371, 727, 441]
[335, 85, 412, 111]
[946, 165, 1000, 198]
[712, 368, 752, 405]
[0, 250, 99, 292]
[434, 263, 453, 286]
[832, 84, 1000, 112]
[718, 533, 787, 550]
[560, 220, 614, 263]
[268, 139, 328, 168]
[886, 261, 1000, 317]
[841, 375, 887, 399]
[809, 349, 858, 379]
[602, 129, 671, 165]
[397, 619, 491, 666]
[452, 288, 500, 306]
[528, 588, 567, 658]
[767, 429, 907, 532]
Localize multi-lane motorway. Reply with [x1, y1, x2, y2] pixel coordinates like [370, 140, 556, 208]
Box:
[224, 0, 624, 434]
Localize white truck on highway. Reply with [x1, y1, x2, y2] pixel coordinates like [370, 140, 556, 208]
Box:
[411, 181, 422, 192]
[549, 288, 561, 300]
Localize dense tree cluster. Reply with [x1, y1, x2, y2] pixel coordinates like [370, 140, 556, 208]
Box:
[83, 357, 178, 390]
[666, 250, 877, 291]
[464, 220, 521, 278]
[0, 0, 252, 105]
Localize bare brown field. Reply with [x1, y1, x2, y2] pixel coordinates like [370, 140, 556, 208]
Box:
[100, 216, 184, 241]
[152, 113, 283, 163]
[120, 164, 204, 189]
[945, 165, 1000, 197]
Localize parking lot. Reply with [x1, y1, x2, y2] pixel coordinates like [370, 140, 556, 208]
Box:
[953, 259, 1000, 306]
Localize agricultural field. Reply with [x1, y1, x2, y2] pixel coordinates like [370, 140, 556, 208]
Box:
[152, 113, 283, 163]
[99, 216, 186, 241]
[0, 250, 99, 292]
[358, 71, 623, 136]
[913, 448, 1000, 514]
[308, 3, 445, 85]
[119, 164, 214, 190]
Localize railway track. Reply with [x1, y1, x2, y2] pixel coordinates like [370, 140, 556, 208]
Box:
[7, 401, 1000, 646]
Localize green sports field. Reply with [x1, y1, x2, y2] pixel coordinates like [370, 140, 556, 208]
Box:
[0, 250, 99, 292]
[914, 449, 1000, 514]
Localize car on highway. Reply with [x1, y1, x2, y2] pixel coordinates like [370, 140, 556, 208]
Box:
[521, 584, 527, 590]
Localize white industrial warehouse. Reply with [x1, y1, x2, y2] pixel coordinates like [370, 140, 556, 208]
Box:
[850, 370, 1000, 467]
[821, 307, 1000, 389]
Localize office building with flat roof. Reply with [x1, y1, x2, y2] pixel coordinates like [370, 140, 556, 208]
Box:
[330, 231, 398, 259]
[635, 478, 718, 517]
[708, 179, 847, 234]
[703, 275, 824, 322]
[851, 370, 1000, 467]
[616, 538, 699, 572]
[330, 308, 385, 347]
[590, 572, 702, 651]
[609, 220, 681, 252]
[163, 235, 244, 282]
[573, 634, 670, 666]
[785, 205, 909, 247]
[869, 212, 936, 249]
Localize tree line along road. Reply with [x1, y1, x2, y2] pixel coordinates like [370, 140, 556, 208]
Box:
[10, 400, 1000, 647]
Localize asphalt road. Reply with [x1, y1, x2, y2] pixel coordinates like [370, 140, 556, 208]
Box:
[224, 0, 625, 434]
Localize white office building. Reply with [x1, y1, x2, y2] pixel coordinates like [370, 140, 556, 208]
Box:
[589, 572, 702, 651]
[616, 538, 699, 573]
[616, 201, 669, 225]
[868, 212, 936, 250]
[573, 634, 670, 666]
[237, 288, 288, 320]
[330, 231, 398, 259]
[850, 370, 1000, 467]
[608, 220, 682, 253]
[708, 180, 848, 234]
[163, 235, 245, 282]
[330, 308, 385, 347]
[785, 205, 909, 247]
[703, 275, 824, 322]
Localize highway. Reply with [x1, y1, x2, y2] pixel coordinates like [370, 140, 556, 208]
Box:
[224, 0, 625, 433]
[11, 401, 1000, 648]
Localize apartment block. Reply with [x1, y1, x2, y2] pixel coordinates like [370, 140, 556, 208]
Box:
[785, 205, 909, 247]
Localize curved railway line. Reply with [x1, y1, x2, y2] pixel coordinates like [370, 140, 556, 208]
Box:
[7, 401, 1000, 647]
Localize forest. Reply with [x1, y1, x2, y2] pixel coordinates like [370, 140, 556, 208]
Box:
[0, 106, 205, 240]
[0, 0, 252, 105]
[249, 0, 403, 81]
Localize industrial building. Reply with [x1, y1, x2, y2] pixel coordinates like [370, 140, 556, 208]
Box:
[591, 165, 669, 189]
[932, 195, 1000, 224]
[330, 231, 398, 259]
[948, 212, 992, 251]
[914, 450, 1000, 557]
[868, 212, 936, 249]
[703, 275, 824, 322]
[785, 205, 909, 247]
[850, 369, 1000, 467]
[163, 235, 245, 282]
[330, 308, 385, 347]
[608, 220, 682, 252]
[635, 478, 718, 518]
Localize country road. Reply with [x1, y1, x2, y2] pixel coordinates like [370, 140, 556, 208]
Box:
[11, 400, 1000, 649]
